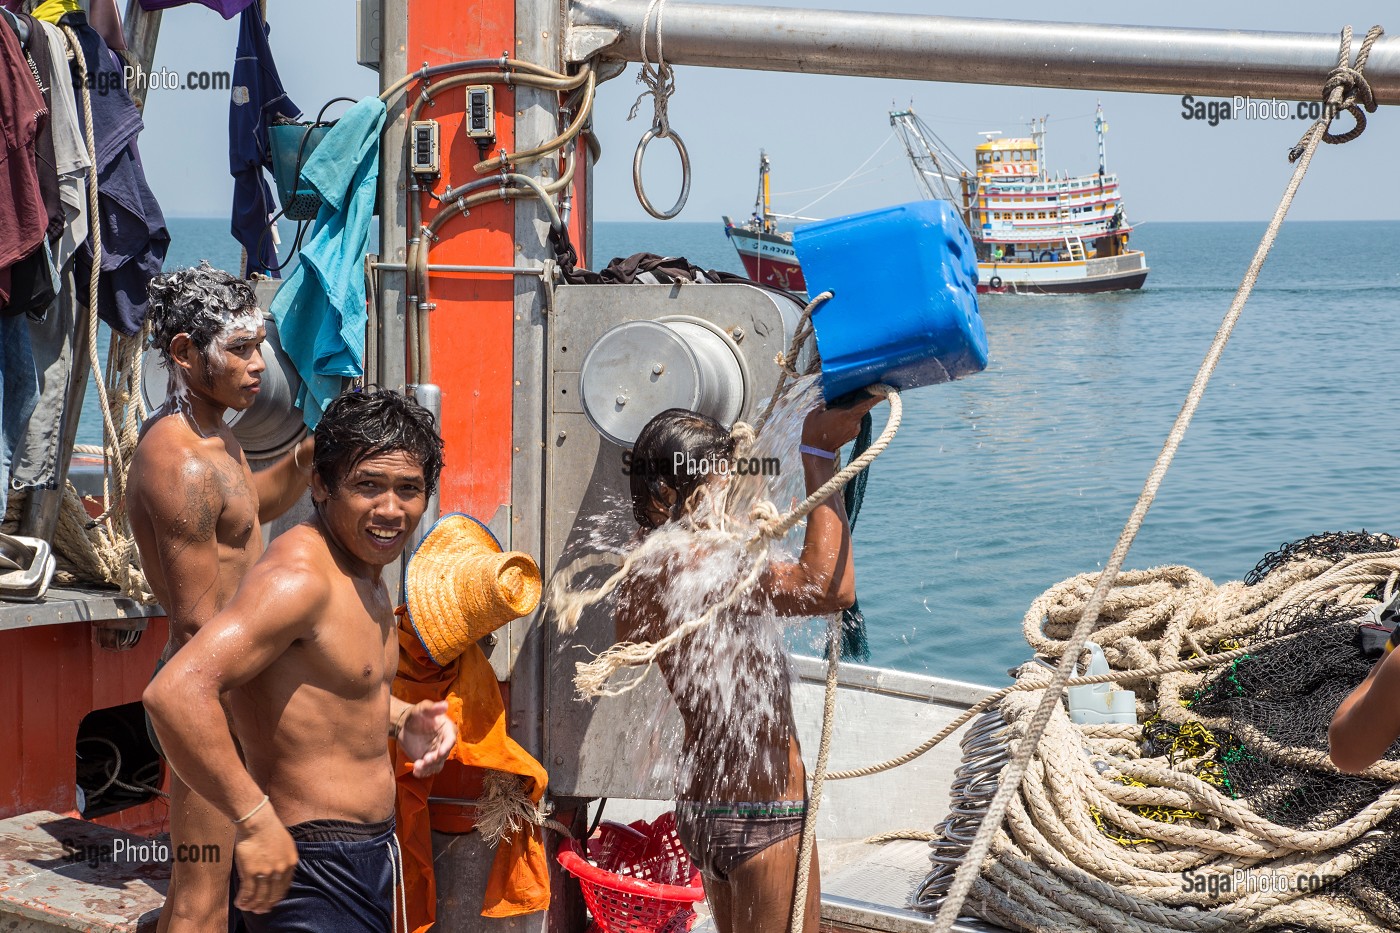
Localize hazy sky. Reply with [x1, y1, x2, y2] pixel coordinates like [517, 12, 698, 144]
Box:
[140, 0, 1399, 224]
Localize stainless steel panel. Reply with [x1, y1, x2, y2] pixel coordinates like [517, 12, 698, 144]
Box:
[542, 282, 803, 797]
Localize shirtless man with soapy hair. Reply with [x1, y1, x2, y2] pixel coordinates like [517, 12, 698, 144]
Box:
[127, 262, 313, 933]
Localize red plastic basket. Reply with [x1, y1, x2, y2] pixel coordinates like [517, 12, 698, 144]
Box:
[557, 812, 706, 933]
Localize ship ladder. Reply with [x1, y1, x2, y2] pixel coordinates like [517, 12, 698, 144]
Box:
[1066, 236, 1087, 261]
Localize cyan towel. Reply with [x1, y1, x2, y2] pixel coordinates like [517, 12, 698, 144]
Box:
[270, 96, 386, 427]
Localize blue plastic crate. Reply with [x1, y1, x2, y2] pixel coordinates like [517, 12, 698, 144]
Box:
[792, 200, 987, 401]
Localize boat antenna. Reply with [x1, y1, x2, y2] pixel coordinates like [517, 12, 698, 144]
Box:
[1095, 101, 1108, 175]
[1031, 115, 1048, 180]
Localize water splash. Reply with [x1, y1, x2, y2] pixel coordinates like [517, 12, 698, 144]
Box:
[555, 375, 830, 797]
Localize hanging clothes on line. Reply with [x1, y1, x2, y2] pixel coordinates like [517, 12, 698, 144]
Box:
[12, 18, 88, 495]
[0, 14, 44, 519]
[63, 11, 168, 336]
[36, 17, 88, 273]
[270, 96, 385, 428]
[229, 2, 299, 277]
[0, 6, 50, 313]
[2, 11, 59, 319]
[19, 1, 124, 52]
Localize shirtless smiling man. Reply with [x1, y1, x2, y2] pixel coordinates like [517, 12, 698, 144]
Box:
[127, 263, 313, 932]
[143, 389, 457, 931]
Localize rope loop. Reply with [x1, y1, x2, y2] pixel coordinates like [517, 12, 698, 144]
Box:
[1289, 24, 1384, 162]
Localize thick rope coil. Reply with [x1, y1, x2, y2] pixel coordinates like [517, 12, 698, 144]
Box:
[906, 547, 1400, 932]
[931, 26, 1385, 931]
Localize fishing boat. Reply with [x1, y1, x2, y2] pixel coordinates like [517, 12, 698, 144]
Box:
[725, 105, 1149, 296]
[1, 3, 1397, 933]
[722, 151, 808, 294]
[894, 105, 1148, 295]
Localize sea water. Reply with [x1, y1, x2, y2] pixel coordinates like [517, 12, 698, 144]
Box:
[83, 217, 1400, 687]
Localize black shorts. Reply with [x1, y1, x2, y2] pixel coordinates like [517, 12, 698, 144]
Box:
[233, 817, 400, 933]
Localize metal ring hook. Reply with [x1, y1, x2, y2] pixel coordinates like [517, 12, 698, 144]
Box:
[632, 126, 690, 220]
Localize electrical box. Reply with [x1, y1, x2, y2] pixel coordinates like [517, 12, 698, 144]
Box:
[465, 85, 496, 143]
[356, 0, 380, 71]
[410, 120, 440, 176]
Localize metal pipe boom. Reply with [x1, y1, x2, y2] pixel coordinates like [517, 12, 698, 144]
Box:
[568, 0, 1400, 103]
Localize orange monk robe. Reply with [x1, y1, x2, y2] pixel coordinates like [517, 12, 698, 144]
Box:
[391, 609, 551, 930]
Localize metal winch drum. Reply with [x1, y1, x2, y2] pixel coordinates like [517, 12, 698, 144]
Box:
[580, 316, 749, 448]
[571, 286, 808, 449]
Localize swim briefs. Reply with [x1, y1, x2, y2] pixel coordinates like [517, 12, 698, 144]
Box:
[673, 799, 807, 881]
[143, 655, 167, 759]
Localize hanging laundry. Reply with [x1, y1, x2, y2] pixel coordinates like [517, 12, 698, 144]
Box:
[137, 0, 253, 19]
[229, 3, 299, 277]
[27, 1, 122, 52]
[0, 315, 40, 520]
[269, 96, 384, 428]
[0, 10, 48, 312]
[12, 284, 75, 492]
[20, 12, 63, 245]
[84, 0, 124, 52]
[36, 19, 89, 273]
[64, 13, 168, 336]
[28, 0, 78, 24]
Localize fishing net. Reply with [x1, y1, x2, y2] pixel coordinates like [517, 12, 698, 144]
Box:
[918, 531, 1400, 933]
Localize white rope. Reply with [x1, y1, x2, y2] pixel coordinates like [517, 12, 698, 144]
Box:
[628, 0, 675, 136]
[790, 614, 842, 933]
[790, 135, 898, 216]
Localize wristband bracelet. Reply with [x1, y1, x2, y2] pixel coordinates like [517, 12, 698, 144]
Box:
[233, 794, 269, 825]
[799, 444, 837, 460]
[390, 705, 412, 740]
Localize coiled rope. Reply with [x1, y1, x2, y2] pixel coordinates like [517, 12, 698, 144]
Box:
[929, 26, 1385, 932]
[911, 549, 1400, 932]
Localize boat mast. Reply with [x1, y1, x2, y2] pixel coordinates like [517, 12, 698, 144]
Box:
[1096, 101, 1108, 175]
[889, 108, 976, 228]
[754, 150, 773, 231]
[1031, 116, 1047, 180]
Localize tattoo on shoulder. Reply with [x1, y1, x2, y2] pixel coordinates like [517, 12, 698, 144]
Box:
[167, 467, 219, 555]
[165, 457, 251, 554]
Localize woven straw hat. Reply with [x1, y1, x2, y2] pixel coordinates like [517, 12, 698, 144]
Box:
[405, 513, 543, 665]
